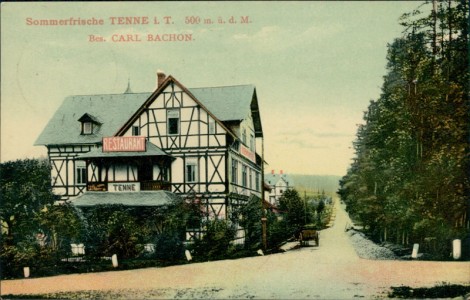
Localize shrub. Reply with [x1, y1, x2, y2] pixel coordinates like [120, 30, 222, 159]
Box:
[153, 231, 185, 262]
[83, 205, 143, 259]
[189, 219, 236, 261]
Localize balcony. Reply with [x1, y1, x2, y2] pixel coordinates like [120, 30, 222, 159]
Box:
[141, 181, 171, 191]
[87, 181, 171, 192]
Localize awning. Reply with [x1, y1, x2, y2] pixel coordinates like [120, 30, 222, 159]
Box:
[71, 190, 179, 207]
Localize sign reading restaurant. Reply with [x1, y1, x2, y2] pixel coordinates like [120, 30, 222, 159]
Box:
[103, 136, 146, 152]
[240, 144, 256, 163]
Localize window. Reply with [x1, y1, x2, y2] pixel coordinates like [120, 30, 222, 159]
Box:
[78, 113, 100, 135]
[231, 159, 238, 184]
[242, 129, 247, 144]
[185, 160, 197, 183]
[255, 172, 260, 191]
[132, 126, 140, 136]
[209, 121, 215, 134]
[242, 165, 247, 187]
[250, 134, 255, 151]
[82, 122, 93, 135]
[75, 162, 87, 185]
[249, 169, 253, 189]
[167, 110, 180, 135]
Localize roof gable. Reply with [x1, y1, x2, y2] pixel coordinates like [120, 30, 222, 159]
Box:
[116, 76, 238, 139]
[78, 113, 101, 124]
[265, 173, 294, 187]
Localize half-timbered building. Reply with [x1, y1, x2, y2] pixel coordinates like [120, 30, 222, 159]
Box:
[35, 72, 264, 243]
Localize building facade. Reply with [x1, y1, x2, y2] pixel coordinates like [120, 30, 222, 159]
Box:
[35, 72, 264, 242]
[265, 170, 294, 205]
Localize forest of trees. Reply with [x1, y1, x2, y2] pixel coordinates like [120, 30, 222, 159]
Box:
[338, 0, 469, 258]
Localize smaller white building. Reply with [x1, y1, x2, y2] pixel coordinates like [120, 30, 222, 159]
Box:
[265, 170, 294, 205]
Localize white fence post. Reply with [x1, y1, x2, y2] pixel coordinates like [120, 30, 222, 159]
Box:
[411, 243, 419, 259]
[453, 239, 461, 260]
[112, 254, 118, 268]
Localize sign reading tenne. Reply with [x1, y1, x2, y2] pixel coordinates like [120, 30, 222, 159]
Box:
[103, 136, 146, 152]
[109, 182, 141, 192]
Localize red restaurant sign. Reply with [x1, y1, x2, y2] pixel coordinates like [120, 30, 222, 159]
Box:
[240, 144, 256, 163]
[103, 136, 146, 152]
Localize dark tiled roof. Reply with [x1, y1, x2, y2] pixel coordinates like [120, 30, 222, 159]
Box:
[265, 174, 294, 187]
[72, 190, 179, 207]
[190, 85, 255, 121]
[36, 79, 262, 146]
[35, 93, 151, 145]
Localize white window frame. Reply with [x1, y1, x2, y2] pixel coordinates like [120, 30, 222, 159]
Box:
[242, 165, 247, 187]
[231, 159, 238, 184]
[75, 162, 87, 185]
[209, 120, 216, 134]
[82, 122, 93, 135]
[185, 159, 198, 183]
[167, 109, 180, 135]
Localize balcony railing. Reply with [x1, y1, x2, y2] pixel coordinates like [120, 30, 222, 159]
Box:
[141, 181, 171, 191]
[87, 181, 171, 192]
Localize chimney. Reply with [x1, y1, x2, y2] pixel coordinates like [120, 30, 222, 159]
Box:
[280, 170, 283, 175]
[156, 70, 166, 89]
[271, 170, 275, 175]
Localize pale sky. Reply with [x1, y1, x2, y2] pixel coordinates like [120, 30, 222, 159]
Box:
[1, 1, 422, 176]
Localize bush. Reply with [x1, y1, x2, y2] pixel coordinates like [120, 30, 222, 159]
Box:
[266, 211, 291, 249]
[189, 219, 236, 261]
[83, 205, 143, 259]
[238, 195, 263, 250]
[153, 231, 185, 262]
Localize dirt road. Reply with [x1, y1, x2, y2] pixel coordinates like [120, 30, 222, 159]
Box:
[2, 200, 469, 299]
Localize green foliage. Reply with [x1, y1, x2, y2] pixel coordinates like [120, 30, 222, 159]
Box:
[338, 1, 470, 258]
[266, 210, 290, 249]
[83, 205, 142, 259]
[0, 159, 56, 242]
[238, 195, 263, 250]
[82, 195, 193, 260]
[153, 231, 185, 262]
[37, 203, 85, 255]
[0, 159, 63, 278]
[189, 219, 236, 261]
[279, 189, 311, 234]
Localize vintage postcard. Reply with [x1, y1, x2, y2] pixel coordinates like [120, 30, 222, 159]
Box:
[1, 1, 469, 299]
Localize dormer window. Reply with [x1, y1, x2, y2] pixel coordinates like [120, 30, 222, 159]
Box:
[78, 113, 101, 135]
[83, 122, 93, 135]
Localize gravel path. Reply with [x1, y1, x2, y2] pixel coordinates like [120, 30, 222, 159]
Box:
[347, 229, 398, 260]
[2, 199, 469, 299]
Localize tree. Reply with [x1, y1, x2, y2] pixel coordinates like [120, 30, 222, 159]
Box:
[189, 219, 236, 261]
[278, 189, 307, 234]
[238, 195, 263, 250]
[339, 1, 469, 256]
[0, 159, 56, 244]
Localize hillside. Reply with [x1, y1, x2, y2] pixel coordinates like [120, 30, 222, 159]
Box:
[288, 174, 341, 196]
